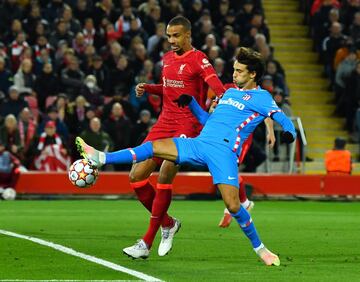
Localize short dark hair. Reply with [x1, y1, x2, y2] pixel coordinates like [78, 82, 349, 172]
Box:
[236, 47, 265, 83]
[168, 16, 191, 31]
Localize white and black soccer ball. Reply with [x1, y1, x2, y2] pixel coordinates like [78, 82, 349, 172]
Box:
[68, 159, 99, 188]
[1, 187, 17, 200]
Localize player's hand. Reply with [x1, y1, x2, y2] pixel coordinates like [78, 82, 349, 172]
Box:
[281, 131, 295, 143]
[173, 94, 193, 108]
[267, 132, 276, 148]
[135, 83, 146, 97]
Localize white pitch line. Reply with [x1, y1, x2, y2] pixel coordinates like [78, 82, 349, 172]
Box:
[0, 230, 163, 282]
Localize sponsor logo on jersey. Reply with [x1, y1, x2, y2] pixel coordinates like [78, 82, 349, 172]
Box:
[178, 64, 186, 74]
[218, 98, 245, 110]
[163, 77, 185, 88]
[201, 58, 211, 69]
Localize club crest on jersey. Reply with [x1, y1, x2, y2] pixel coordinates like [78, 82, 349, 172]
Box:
[178, 64, 186, 74]
[242, 94, 252, 101]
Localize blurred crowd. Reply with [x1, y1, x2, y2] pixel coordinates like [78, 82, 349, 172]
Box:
[0, 0, 293, 180]
[306, 0, 360, 142]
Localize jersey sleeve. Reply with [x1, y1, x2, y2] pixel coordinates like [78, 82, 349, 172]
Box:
[194, 52, 225, 96]
[250, 91, 282, 117]
[144, 84, 163, 96]
[188, 97, 210, 125]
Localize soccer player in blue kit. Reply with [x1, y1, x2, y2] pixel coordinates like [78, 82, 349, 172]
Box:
[76, 47, 296, 266]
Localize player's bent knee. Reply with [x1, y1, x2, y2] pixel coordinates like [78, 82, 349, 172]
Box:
[227, 203, 241, 214]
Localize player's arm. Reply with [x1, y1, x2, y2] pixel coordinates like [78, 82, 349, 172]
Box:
[271, 112, 296, 143]
[174, 94, 210, 125]
[264, 118, 275, 148]
[196, 53, 225, 96]
[136, 83, 163, 97]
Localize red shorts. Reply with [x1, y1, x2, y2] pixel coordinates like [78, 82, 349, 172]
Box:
[238, 133, 253, 164]
[143, 122, 202, 165]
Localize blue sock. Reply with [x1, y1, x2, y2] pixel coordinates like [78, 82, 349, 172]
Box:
[230, 206, 262, 249]
[105, 142, 153, 165]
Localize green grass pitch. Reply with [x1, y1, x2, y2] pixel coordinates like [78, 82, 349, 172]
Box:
[1, 200, 360, 281]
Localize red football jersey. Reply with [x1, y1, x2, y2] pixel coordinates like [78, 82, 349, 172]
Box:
[158, 49, 223, 129]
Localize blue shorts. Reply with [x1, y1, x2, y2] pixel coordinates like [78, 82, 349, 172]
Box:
[173, 137, 239, 188]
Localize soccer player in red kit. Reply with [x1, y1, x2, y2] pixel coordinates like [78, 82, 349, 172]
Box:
[123, 16, 225, 259]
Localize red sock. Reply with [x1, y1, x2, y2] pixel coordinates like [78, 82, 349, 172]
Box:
[142, 184, 172, 248]
[131, 180, 174, 228]
[238, 176, 247, 203]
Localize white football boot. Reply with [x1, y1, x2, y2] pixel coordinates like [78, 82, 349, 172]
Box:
[158, 218, 181, 256]
[123, 239, 150, 259]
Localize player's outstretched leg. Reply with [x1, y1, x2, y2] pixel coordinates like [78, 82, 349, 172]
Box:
[76, 137, 154, 167]
[76, 137, 105, 167]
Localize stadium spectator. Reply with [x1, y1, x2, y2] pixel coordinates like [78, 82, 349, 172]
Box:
[211, 0, 230, 25]
[13, 58, 36, 97]
[103, 102, 132, 170]
[334, 50, 358, 114]
[34, 63, 61, 112]
[67, 95, 91, 135]
[325, 137, 352, 174]
[80, 117, 113, 160]
[344, 61, 360, 133]
[108, 55, 131, 96]
[104, 41, 123, 70]
[122, 16, 149, 49]
[0, 114, 23, 162]
[60, 55, 85, 99]
[49, 19, 74, 48]
[131, 109, 152, 145]
[38, 106, 69, 140]
[161, 0, 184, 22]
[0, 57, 13, 96]
[265, 60, 289, 98]
[0, 86, 29, 120]
[33, 120, 71, 172]
[147, 22, 166, 54]
[321, 22, 348, 82]
[18, 107, 37, 154]
[62, 5, 82, 34]
[9, 31, 29, 72]
[142, 4, 162, 36]
[349, 12, 360, 43]
[0, 141, 20, 193]
[44, 0, 66, 23]
[74, 0, 92, 25]
[5, 19, 24, 46]
[22, 5, 47, 39]
[0, 0, 23, 37]
[79, 74, 104, 108]
[86, 54, 111, 96]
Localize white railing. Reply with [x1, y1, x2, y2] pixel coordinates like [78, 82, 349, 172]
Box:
[265, 116, 307, 174]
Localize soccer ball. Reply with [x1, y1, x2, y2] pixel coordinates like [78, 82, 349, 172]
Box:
[1, 187, 16, 200]
[68, 159, 98, 188]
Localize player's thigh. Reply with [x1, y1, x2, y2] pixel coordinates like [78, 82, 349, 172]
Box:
[129, 159, 157, 183]
[158, 160, 179, 184]
[152, 138, 178, 161]
[217, 184, 241, 213]
[204, 146, 239, 188]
